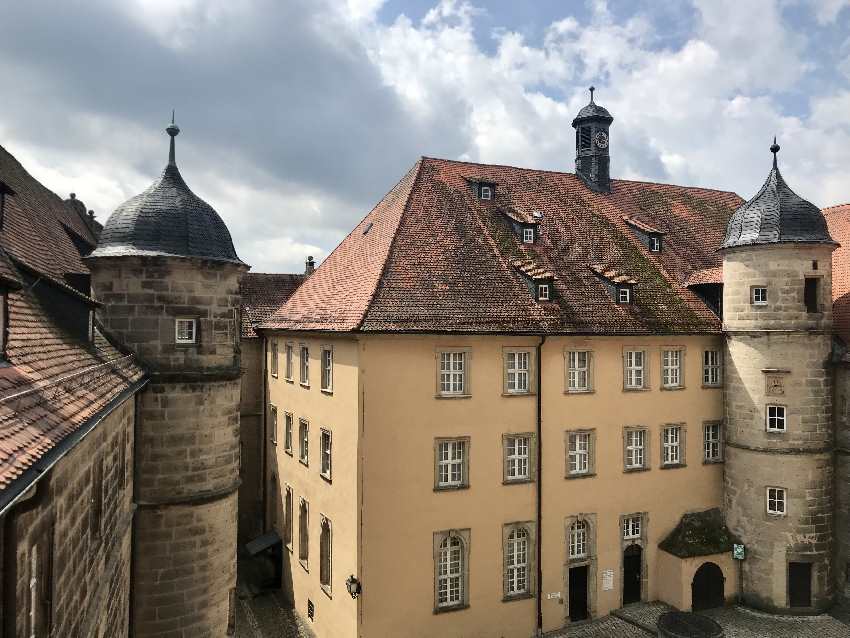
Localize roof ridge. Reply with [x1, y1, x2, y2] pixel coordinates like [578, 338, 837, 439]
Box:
[823, 203, 850, 213]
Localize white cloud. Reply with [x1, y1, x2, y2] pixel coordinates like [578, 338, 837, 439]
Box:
[804, 0, 850, 24]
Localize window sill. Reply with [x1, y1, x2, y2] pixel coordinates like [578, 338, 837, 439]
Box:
[300, 382, 310, 389]
[299, 459, 309, 468]
[434, 603, 469, 615]
[320, 388, 333, 396]
[271, 373, 278, 379]
[502, 592, 534, 603]
[285, 378, 294, 384]
[502, 478, 534, 486]
[565, 389, 594, 395]
[299, 559, 309, 573]
[286, 542, 293, 553]
[702, 459, 724, 465]
[565, 472, 596, 480]
[501, 392, 535, 398]
[434, 484, 470, 493]
[435, 394, 472, 400]
[623, 467, 650, 474]
[766, 429, 787, 435]
[660, 463, 686, 470]
[320, 473, 332, 484]
[622, 387, 650, 392]
[701, 384, 722, 389]
[766, 512, 786, 519]
[284, 449, 293, 457]
[320, 584, 332, 600]
[660, 386, 685, 391]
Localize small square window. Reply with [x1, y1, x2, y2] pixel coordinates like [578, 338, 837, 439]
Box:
[523, 228, 535, 243]
[767, 487, 786, 516]
[752, 287, 768, 305]
[480, 185, 493, 200]
[766, 405, 786, 432]
[618, 287, 631, 304]
[649, 236, 661, 252]
[175, 318, 196, 344]
[623, 515, 642, 540]
[538, 284, 550, 301]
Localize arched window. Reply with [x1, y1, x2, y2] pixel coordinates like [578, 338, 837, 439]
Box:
[320, 517, 332, 591]
[506, 528, 529, 595]
[437, 535, 464, 607]
[570, 520, 588, 559]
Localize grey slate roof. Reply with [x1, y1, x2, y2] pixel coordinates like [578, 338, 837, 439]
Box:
[90, 126, 243, 264]
[721, 160, 835, 249]
[572, 101, 613, 123]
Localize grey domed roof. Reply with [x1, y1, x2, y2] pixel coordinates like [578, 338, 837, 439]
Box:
[721, 142, 835, 250]
[90, 121, 243, 264]
[572, 87, 614, 127]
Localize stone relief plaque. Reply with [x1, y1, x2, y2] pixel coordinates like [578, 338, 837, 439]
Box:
[765, 374, 785, 397]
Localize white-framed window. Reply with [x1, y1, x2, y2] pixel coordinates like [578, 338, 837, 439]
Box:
[703, 422, 722, 462]
[175, 318, 196, 344]
[523, 227, 535, 243]
[505, 527, 529, 596]
[436, 438, 468, 489]
[766, 405, 786, 432]
[504, 435, 530, 482]
[623, 515, 642, 540]
[321, 346, 333, 392]
[300, 345, 309, 385]
[752, 287, 768, 305]
[505, 350, 530, 394]
[320, 429, 332, 480]
[567, 350, 591, 392]
[299, 419, 309, 465]
[662, 349, 682, 389]
[568, 431, 592, 475]
[702, 350, 721, 386]
[624, 350, 645, 389]
[436, 533, 467, 608]
[649, 236, 661, 252]
[299, 498, 309, 565]
[618, 287, 631, 304]
[439, 351, 466, 395]
[625, 429, 646, 469]
[284, 485, 293, 548]
[569, 520, 588, 559]
[538, 284, 550, 301]
[320, 516, 332, 592]
[767, 487, 786, 516]
[662, 425, 682, 466]
[284, 412, 293, 454]
[270, 405, 278, 446]
[480, 185, 493, 200]
[285, 343, 293, 380]
[271, 341, 279, 377]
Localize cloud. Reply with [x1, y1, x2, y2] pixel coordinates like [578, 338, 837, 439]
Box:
[805, 0, 850, 24]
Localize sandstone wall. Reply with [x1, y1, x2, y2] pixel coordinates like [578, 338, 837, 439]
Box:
[239, 338, 264, 543]
[835, 365, 850, 601]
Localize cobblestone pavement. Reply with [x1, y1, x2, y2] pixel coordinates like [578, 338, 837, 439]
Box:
[234, 588, 315, 638]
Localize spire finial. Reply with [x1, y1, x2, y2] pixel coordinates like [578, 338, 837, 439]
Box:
[589, 86, 595, 103]
[770, 136, 780, 169]
[166, 111, 180, 166]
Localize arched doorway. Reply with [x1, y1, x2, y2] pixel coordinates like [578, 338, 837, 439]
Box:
[622, 545, 642, 605]
[691, 562, 725, 611]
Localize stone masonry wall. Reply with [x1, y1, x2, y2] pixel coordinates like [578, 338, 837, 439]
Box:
[9, 397, 134, 638]
[238, 338, 263, 543]
[835, 365, 850, 601]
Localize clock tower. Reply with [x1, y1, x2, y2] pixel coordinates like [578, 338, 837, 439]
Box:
[572, 86, 613, 192]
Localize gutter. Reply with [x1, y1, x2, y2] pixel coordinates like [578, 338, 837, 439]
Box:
[536, 334, 546, 636]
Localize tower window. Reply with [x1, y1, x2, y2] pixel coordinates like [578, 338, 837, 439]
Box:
[523, 227, 535, 244]
[766, 405, 786, 432]
[579, 127, 592, 150]
[175, 318, 196, 344]
[538, 284, 550, 301]
[766, 487, 786, 516]
[751, 287, 768, 305]
[804, 278, 819, 313]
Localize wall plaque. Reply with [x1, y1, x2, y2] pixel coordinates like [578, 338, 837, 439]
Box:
[602, 569, 614, 591]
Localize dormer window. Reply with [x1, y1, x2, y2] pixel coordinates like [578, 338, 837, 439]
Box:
[618, 287, 631, 304]
[537, 284, 550, 301]
[648, 235, 661, 252]
[523, 228, 535, 244]
[480, 184, 493, 200]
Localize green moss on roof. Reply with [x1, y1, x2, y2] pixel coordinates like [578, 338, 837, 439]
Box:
[659, 508, 740, 558]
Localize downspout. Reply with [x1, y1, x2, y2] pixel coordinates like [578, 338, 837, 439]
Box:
[536, 334, 547, 636]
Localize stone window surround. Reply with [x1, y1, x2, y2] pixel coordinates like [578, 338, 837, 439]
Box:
[702, 420, 723, 464]
[319, 514, 332, 598]
[565, 428, 597, 479]
[619, 511, 649, 606]
[502, 521, 537, 601]
[765, 404, 787, 433]
[502, 347, 536, 396]
[565, 348, 594, 394]
[660, 346, 685, 390]
[320, 428, 332, 482]
[660, 423, 686, 469]
[502, 432, 536, 484]
[434, 437, 471, 491]
[283, 412, 293, 455]
[269, 404, 278, 446]
[622, 347, 649, 391]
[433, 528, 471, 613]
[174, 317, 198, 345]
[320, 344, 333, 394]
[299, 497, 309, 571]
[564, 513, 598, 623]
[751, 285, 768, 306]
[622, 426, 650, 472]
[702, 349, 722, 388]
[435, 347, 472, 399]
[298, 418, 309, 466]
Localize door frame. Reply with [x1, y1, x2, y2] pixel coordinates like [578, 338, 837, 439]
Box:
[691, 561, 725, 611]
[564, 514, 598, 623]
[619, 512, 648, 607]
[787, 560, 813, 609]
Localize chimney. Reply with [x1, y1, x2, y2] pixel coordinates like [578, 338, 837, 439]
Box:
[305, 255, 315, 275]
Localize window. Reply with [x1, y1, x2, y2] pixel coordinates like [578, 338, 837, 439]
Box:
[285, 343, 294, 380]
[504, 434, 531, 482]
[523, 227, 535, 243]
[625, 429, 646, 470]
[624, 350, 645, 389]
[299, 499, 309, 566]
[435, 438, 468, 489]
[320, 517, 332, 593]
[439, 351, 467, 396]
[804, 278, 819, 313]
[505, 350, 530, 394]
[284, 485, 293, 548]
[271, 341, 279, 377]
[505, 527, 529, 596]
[648, 235, 661, 252]
[623, 515, 642, 540]
[579, 127, 591, 150]
[767, 487, 786, 516]
[90, 457, 104, 538]
[703, 422, 722, 462]
[752, 287, 768, 305]
[480, 185, 493, 200]
[320, 429, 332, 480]
[618, 287, 631, 304]
[567, 431, 593, 476]
[661, 349, 683, 389]
[28, 544, 39, 638]
[284, 413, 293, 454]
[567, 350, 591, 392]
[569, 520, 588, 559]
[436, 532, 467, 609]
[270, 405, 278, 446]
[703, 350, 721, 386]
[321, 346, 333, 392]
[766, 405, 786, 432]
[538, 284, 550, 301]
[299, 419, 309, 465]
[662, 425, 683, 466]
[175, 318, 196, 344]
[300, 345, 309, 385]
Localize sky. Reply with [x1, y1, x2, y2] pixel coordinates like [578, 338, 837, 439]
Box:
[1, 0, 849, 273]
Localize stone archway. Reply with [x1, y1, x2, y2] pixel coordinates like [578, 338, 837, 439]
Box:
[691, 562, 725, 611]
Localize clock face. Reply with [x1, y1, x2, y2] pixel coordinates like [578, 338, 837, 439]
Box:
[595, 131, 609, 149]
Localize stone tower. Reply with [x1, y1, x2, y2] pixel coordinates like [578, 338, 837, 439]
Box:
[720, 141, 836, 612]
[87, 119, 248, 636]
[572, 86, 613, 192]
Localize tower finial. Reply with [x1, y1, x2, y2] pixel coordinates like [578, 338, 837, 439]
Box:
[770, 136, 780, 169]
[589, 86, 595, 103]
[166, 111, 180, 166]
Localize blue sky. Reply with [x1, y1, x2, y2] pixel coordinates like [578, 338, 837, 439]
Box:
[1, 0, 848, 272]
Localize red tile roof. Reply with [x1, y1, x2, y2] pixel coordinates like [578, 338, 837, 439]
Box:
[824, 204, 850, 344]
[241, 272, 304, 338]
[265, 157, 742, 334]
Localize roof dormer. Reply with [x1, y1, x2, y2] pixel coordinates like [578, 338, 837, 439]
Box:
[513, 259, 556, 302]
[623, 216, 665, 253]
[501, 207, 542, 245]
[590, 264, 636, 304]
[466, 178, 497, 201]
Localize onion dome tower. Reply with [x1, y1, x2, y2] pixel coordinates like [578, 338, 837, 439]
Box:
[720, 139, 836, 613]
[572, 86, 614, 192]
[87, 117, 248, 636]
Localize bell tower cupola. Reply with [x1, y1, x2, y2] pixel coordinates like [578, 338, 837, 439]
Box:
[572, 86, 614, 192]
